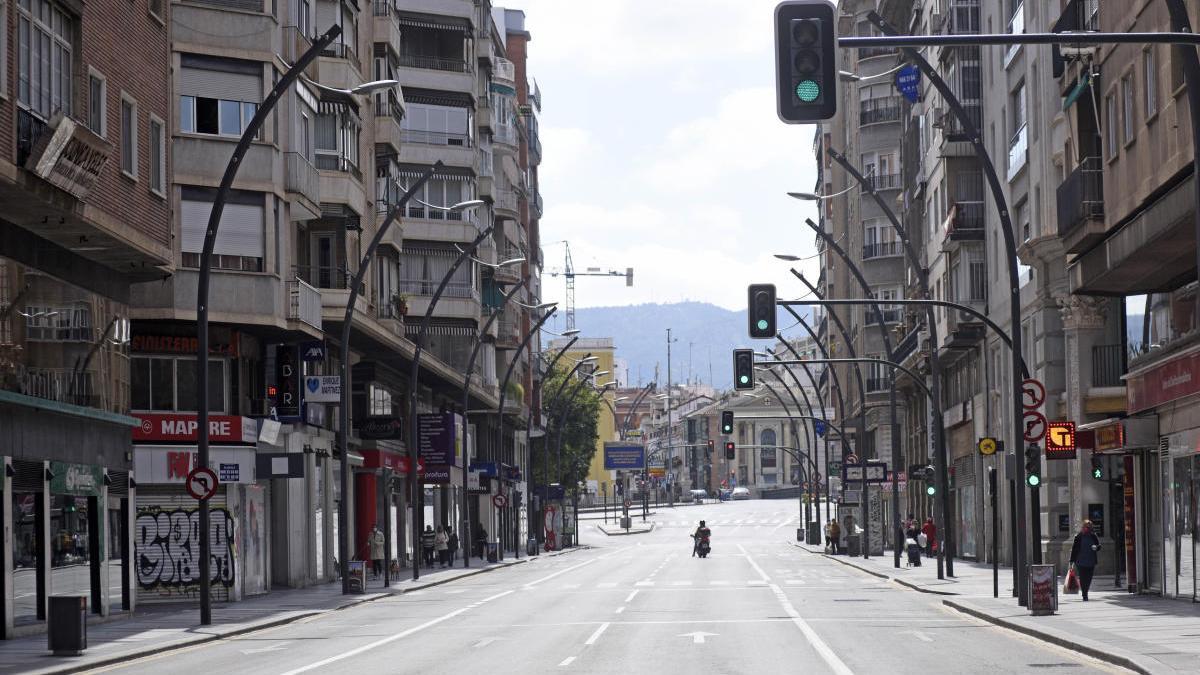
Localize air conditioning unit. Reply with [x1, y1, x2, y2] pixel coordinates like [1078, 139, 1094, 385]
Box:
[930, 12, 943, 33]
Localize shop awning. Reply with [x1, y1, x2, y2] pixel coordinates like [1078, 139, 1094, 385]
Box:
[396, 13, 471, 33]
[1063, 70, 1092, 111]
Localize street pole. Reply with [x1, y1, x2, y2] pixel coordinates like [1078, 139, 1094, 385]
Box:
[531, 336, 581, 549]
[759, 380, 812, 526]
[407, 227, 495, 581]
[196, 25, 340, 620]
[459, 280, 528, 568]
[989, 467, 998, 598]
[666, 328, 674, 507]
[762, 356, 822, 527]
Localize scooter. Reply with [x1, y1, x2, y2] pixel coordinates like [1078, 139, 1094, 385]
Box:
[693, 534, 711, 558]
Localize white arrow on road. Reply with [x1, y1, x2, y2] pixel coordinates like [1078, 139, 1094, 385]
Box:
[902, 630, 934, 643]
[240, 641, 293, 654]
[678, 631, 718, 644]
[473, 637, 504, 648]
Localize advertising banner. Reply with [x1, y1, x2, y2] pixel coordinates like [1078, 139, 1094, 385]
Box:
[418, 412, 461, 466]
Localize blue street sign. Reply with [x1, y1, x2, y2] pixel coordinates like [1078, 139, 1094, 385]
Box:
[814, 420, 826, 437]
[895, 65, 921, 104]
[604, 443, 645, 470]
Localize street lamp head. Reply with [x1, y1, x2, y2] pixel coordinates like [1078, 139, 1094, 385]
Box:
[562, 329, 581, 337]
[591, 370, 611, 379]
[349, 79, 401, 96]
[787, 191, 821, 201]
[774, 254, 802, 262]
[613, 396, 629, 402]
[753, 351, 770, 358]
[580, 356, 598, 364]
[498, 257, 526, 268]
[449, 199, 486, 213]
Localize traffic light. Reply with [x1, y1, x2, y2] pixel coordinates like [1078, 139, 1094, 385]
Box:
[1025, 444, 1042, 488]
[707, 439, 715, 456]
[725, 441, 736, 460]
[775, 0, 838, 123]
[1090, 455, 1104, 480]
[747, 283, 777, 339]
[923, 465, 936, 496]
[733, 349, 755, 390]
[721, 410, 734, 435]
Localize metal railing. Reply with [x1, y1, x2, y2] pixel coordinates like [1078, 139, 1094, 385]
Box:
[284, 152, 319, 203]
[857, 45, 897, 60]
[494, 123, 519, 147]
[494, 57, 516, 84]
[315, 151, 363, 182]
[1092, 344, 1125, 387]
[372, 0, 394, 15]
[1005, 3, 1025, 63]
[1056, 156, 1104, 237]
[948, 201, 986, 232]
[865, 377, 890, 392]
[288, 278, 323, 330]
[283, 26, 319, 80]
[533, 191, 544, 218]
[495, 189, 518, 213]
[398, 53, 468, 73]
[940, 1, 981, 35]
[320, 41, 360, 73]
[860, 97, 902, 125]
[398, 279, 477, 299]
[20, 368, 96, 408]
[375, 93, 404, 127]
[1007, 123, 1028, 180]
[400, 129, 472, 147]
[862, 241, 900, 260]
[944, 103, 982, 138]
[294, 264, 351, 291]
[867, 173, 901, 191]
[17, 108, 47, 167]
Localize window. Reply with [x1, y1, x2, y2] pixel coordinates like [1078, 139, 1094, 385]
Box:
[87, 71, 106, 136]
[368, 384, 394, 417]
[121, 95, 137, 178]
[149, 116, 165, 195]
[131, 356, 226, 413]
[402, 173, 474, 221]
[863, 218, 898, 258]
[315, 109, 361, 174]
[1105, 92, 1118, 160]
[402, 102, 472, 146]
[17, 0, 72, 119]
[760, 428, 777, 468]
[1122, 73, 1135, 144]
[23, 303, 90, 341]
[1144, 48, 1158, 120]
[180, 95, 258, 137]
[179, 187, 266, 272]
[179, 56, 262, 138]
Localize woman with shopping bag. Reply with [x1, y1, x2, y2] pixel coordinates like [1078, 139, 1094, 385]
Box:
[1068, 520, 1102, 601]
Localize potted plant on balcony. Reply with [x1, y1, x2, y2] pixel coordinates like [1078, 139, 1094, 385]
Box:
[392, 293, 409, 318]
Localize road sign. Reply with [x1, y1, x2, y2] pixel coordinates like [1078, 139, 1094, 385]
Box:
[1022, 378, 1046, 409]
[1023, 410, 1048, 443]
[492, 494, 508, 508]
[604, 443, 646, 470]
[977, 437, 998, 456]
[813, 420, 826, 437]
[678, 631, 718, 644]
[1046, 421, 1077, 460]
[827, 459, 843, 473]
[846, 453, 859, 464]
[186, 467, 218, 501]
[624, 499, 632, 509]
[843, 462, 887, 483]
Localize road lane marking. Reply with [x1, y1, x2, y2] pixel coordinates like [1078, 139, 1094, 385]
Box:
[559, 657, 576, 667]
[678, 631, 717, 644]
[584, 622, 610, 645]
[709, 580, 729, 586]
[278, 590, 513, 675]
[769, 583, 854, 675]
[737, 543, 771, 582]
[473, 637, 503, 648]
[615, 606, 625, 614]
[635, 581, 655, 586]
[625, 590, 640, 602]
[524, 553, 612, 588]
[671, 580, 693, 586]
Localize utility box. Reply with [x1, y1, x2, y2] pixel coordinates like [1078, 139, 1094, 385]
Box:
[48, 596, 87, 655]
[487, 542, 498, 563]
[620, 516, 631, 529]
[527, 538, 538, 556]
[846, 534, 861, 558]
[807, 521, 822, 544]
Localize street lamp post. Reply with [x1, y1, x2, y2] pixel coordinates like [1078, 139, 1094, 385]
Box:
[757, 380, 815, 526]
[195, 26, 342, 621]
[407, 225, 494, 581]
[528, 332, 581, 548]
[458, 279, 528, 568]
[761, 350, 825, 527]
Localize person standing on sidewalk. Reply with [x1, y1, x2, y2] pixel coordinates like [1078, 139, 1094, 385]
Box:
[435, 526, 450, 568]
[921, 517, 937, 559]
[828, 519, 841, 555]
[447, 528, 459, 565]
[1070, 520, 1102, 601]
[368, 525, 385, 579]
[421, 525, 436, 568]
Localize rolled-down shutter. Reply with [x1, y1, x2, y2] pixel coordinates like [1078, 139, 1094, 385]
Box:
[180, 196, 265, 258]
[180, 66, 261, 103]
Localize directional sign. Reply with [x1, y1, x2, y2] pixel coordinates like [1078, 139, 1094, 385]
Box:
[1022, 378, 1046, 409]
[1045, 421, 1077, 460]
[186, 466, 218, 501]
[843, 462, 887, 483]
[813, 420, 826, 437]
[1023, 410, 1048, 443]
[977, 437, 998, 456]
[827, 459, 843, 473]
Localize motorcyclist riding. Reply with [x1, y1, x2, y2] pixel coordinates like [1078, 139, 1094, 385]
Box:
[692, 520, 712, 557]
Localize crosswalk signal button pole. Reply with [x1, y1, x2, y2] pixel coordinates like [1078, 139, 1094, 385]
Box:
[775, 0, 838, 123]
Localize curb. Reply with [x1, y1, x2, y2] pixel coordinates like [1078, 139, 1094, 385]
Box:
[39, 553, 569, 675]
[595, 522, 656, 536]
[942, 599, 1155, 675]
[790, 541, 958, 593]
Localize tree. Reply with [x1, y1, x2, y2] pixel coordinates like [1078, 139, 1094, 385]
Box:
[535, 367, 602, 493]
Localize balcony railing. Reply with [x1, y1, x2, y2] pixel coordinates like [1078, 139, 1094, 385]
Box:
[288, 277, 323, 331]
[20, 368, 96, 408]
[1092, 344, 1125, 387]
[865, 377, 890, 392]
[946, 201, 985, 233]
[375, 93, 404, 128]
[857, 45, 897, 60]
[533, 191, 544, 218]
[400, 129, 472, 147]
[398, 279, 478, 299]
[867, 173, 901, 191]
[320, 41, 360, 73]
[494, 123, 518, 147]
[398, 53, 469, 73]
[860, 97, 902, 126]
[372, 0, 394, 15]
[284, 152, 319, 204]
[1005, 3, 1025, 64]
[495, 189, 518, 213]
[315, 151, 363, 182]
[1056, 156, 1104, 237]
[295, 264, 352, 291]
[494, 57, 516, 85]
[283, 26, 319, 80]
[1007, 124, 1028, 180]
[17, 108, 47, 167]
[944, 103, 982, 139]
[862, 241, 900, 260]
[940, 1, 981, 35]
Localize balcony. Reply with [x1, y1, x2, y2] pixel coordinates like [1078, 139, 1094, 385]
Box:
[939, 1, 981, 34]
[374, 92, 405, 153]
[287, 277, 323, 332]
[284, 152, 320, 220]
[283, 26, 320, 81]
[862, 241, 901, 260]
[398, 279, 480, 320]
[372, 1, 402, 52]
[494, 123, 519, 152]
[495, 188, 519, 218]
[496, 310, 520, 349]
[857, 45, 897, 61]
[1005, 3, 1025, 66]
[1056, 156, 1105, 253]
[860, 97, 902, 126]
[943, 103, 982, 142]
[19, 369, 98, 408]
[398, 128, 475, 168]
[1092, 344, 1125, 388]
[1007, 124, 1028, 180]
[532, 191, 544, 219]
[942, 201, 985, 251]
[315, 152, 363, 183]
[866, 173, 901, 191]
[493, 57, 516, 90]
[398, 53, 468, 73]
[319, 42, 363, 92]
[865, 377, 890, 393]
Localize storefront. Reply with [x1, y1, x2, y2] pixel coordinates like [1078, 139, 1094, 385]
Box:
[131, 413, 267, 604]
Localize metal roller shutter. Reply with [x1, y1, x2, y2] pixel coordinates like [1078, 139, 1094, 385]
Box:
[180, 197, 265, 258]
[179, 65, 261, 103]
[134, 486, 232, 603]
[12, 459, 45, 493]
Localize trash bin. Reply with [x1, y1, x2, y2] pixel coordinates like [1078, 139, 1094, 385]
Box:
[48, 595, 87, 655]
[620, 516, 631, 529]
[487, 542, 498, 562]
[806, 521, 822, 545]
[797, 527, 804, 543]
[563, 533, 573, 547]
[527, 538, 538, 556]
[846, 534, 861, 558]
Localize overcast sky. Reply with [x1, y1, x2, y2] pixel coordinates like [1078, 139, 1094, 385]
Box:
[513, 0, 822, 312]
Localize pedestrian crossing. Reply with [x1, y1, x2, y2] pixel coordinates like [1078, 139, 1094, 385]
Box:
[654, 517, 800, 527]
[434, 568, 862, 594]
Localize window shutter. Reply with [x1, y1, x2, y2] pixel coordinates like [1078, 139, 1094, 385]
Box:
[180, 66, 261, 103]
[181, 198, 265, 258]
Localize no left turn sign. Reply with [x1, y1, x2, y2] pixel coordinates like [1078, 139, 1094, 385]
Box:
[186, 467, 219, 501]
[492, 493, 508, 508]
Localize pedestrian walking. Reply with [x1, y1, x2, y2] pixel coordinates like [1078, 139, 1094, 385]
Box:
[421, 525, 436, 568]
[475, 523, 488, 560]
[823, 519, 832, 551]
[447, 528, 459, 565]
[828, 519, 841, 555]
[1069, 520, 1102, 601]
[904, 520, 922, 567]
[921, 517, 937, 559]
[435, 526, 450, 568]
[368, 525, 384, 578]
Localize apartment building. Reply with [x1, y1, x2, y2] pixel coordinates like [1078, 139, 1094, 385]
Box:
[1, 0, 172, 636]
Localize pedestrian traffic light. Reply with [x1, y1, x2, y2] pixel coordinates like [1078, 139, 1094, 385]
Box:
[733, 349, 755, 390]
[1090, 455, 1104, 480]
[721, 410, 734, 434]
[1025, 444, 1042, 488]
[775, 0, 838, 123]
[747, 283, 777, 339]
[725, 441, 736, 460]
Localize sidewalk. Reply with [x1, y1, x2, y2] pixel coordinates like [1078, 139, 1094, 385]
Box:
[793, 540, 1200, 673]
[0, 550, 583, 675]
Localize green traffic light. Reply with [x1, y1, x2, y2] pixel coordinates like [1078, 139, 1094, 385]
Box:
[1027, 474, 1041, 487]
[1093, 468, 1103, 479]
[796, 80, 820, 102]
[739, 375, 749, 384]
[925, 485, 936, 496]
[756, 319, 768, 330]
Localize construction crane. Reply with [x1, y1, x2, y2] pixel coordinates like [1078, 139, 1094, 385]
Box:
[544, 241, 633, 330]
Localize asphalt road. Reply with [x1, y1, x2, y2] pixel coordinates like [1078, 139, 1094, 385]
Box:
[90, 499, 1127, 674]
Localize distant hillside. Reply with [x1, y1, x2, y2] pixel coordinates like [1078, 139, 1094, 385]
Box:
[547, 302, 808, 390]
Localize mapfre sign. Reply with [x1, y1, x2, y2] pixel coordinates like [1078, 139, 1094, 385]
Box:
[133, 413, 258, 445]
